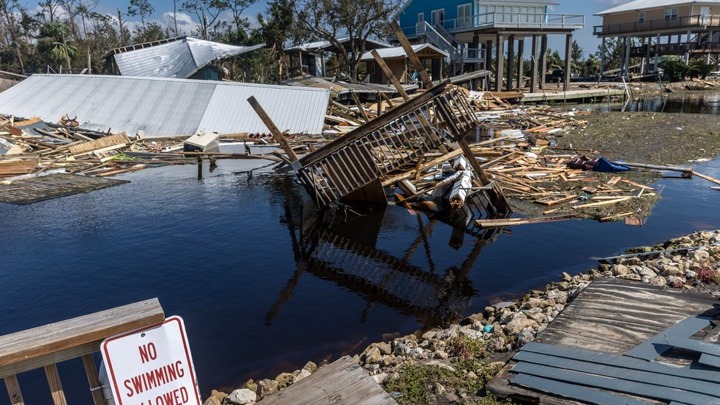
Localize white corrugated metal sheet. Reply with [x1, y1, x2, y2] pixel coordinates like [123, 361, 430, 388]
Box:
[0, 75, 330, 138]
[113, 38, 263, 78]
[596, 0, 719, 15]
[360, 44, 448, 61]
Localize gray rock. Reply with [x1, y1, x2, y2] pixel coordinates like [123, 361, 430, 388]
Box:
[695, 250, 710, 263]
[275, 372, 294, 389]
[303, 361, 318, 373]
[516, 328, 535, 347]
[256, 379, 278, 399]
[373, 373, 388, 384]
[363, 347, 382, 364]
[660, 265, 683, 277]
[650, 276, 667, 287]
[612, 264, 630, 276]
[228, 389, 257, 405]
[294, 369, 312, 383]
[375, 342, 392, 356]
[639, 267, 657, 278]
[561, 272, 572, 281]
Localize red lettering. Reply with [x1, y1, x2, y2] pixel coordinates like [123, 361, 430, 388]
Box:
[139, 342, 158, 364]
[180, 387, 189, 403]
[130, 375, 144, 394]
[161, 390, 174, 405]
[123, 379, 134, 397]
[175, 361, 184, 378]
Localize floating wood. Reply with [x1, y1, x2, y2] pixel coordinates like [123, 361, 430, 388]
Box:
[67, 133, 131, 155]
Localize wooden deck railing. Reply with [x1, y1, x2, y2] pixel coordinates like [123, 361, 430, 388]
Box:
[0, 299, 165, 405]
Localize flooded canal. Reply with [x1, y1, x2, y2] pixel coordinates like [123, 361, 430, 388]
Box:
[1, 153, 719, 402]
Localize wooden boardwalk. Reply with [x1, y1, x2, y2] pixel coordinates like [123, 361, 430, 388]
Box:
[258, 356, 397, 405]
[0, 174, 129, 204]
[521, 88, 625, 103]
[488, 278, 720, 404]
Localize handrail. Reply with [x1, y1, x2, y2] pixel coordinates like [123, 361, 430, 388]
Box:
[0, 299, 165, 405]
[595, 14, 720, 35]
[403, 12, 585, 37]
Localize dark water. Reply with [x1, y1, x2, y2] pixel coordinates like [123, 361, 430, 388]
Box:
[581, 92, 720, 114]
[1, 155, 719, 403]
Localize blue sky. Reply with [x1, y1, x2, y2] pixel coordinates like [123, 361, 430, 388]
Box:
[85, 0, 624, 58]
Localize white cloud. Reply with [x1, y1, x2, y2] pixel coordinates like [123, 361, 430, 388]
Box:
[158, 11, 199, 36]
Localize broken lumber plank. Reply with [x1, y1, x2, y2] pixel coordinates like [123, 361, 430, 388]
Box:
[571, 196, 632, 210]
[476, 215, 575, 229]
[67, 134, 130, 155]
[380, 148, 465, 186]
[620, 178, 655, 190]
[621, 162, 693, 174]
[691, 170, 720, 186]
[535, 194, 577, 206]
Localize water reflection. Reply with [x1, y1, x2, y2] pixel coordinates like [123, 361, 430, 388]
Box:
[267, 196, 506, 326]
[581, 92, 720, 114]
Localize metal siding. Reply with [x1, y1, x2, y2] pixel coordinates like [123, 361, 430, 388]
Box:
[114, 41, 197, 78]
[360, 44, 448, 60]
[198, 82, 330, 135]
[0, 75, 328, 138]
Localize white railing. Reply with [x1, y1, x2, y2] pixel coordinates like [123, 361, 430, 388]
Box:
[404, 12, 585, 37]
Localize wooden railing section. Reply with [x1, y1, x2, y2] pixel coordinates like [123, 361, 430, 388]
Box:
[0, 299, 165, 405]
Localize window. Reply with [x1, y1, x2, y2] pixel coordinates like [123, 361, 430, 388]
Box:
[665, 8, 678, 21]
[431, 8, 445, 27]
[638, 11, 645, 23]
[457, 4, 472, 27]
[418, 12, 424, 23]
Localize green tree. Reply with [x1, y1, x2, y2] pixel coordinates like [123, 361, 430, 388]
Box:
[659, 56, 687, 81]
[182, 0, 227, 39]
[37, 21, 78, 71]
[687, 59, 716, 79]
[127, 0, 154, 32]
[262, 0, 295, 80]
[294, 0, 399, 79]
[571, 39, 582, 72]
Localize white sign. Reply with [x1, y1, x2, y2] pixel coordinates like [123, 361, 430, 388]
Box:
[101, 316, 201, 405]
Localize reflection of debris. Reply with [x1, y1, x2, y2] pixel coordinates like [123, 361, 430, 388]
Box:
[0, 174, 129, 204]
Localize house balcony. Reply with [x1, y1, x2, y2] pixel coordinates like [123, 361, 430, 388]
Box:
[403, 12, 585, 38]
[629, 41, 720, 57]
[594, 15, 720, 36]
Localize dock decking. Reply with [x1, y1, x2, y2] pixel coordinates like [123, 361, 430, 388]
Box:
[521, 88, 626, 103]
[0, 174, 129, 204]
[487, 278, 720, 404]
[257, 356, 397, 405]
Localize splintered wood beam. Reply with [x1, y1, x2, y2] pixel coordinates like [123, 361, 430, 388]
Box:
[391, 21, 431, 88]
[350, 92, 369, 123]
[247, 96, 300, 170]
[371, 49, 410, 100]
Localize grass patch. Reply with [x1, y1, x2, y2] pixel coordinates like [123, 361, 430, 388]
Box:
[384, 337, 514, 404]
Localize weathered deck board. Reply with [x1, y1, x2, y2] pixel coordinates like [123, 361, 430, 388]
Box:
[0, 174, 129, 204]
[257, 356, 396, 405]
[487, 278, 720, 404]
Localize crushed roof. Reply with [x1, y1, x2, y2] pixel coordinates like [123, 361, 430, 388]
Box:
[0, 75, 330, 138]
[110, 37, 263, 78]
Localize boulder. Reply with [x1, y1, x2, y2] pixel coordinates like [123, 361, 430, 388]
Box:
[294, 369, 312, 383]
[362, 347, 382, 364]
[228, 389, 257, 405]
[612, 264, 630, 276]
[256, 379, 279, 399]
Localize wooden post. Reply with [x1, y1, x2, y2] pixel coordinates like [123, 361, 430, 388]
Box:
[391, 21, 431, 87]
[495, 34, 504, 91]
[517, 37, 524, 90]
[44, 364, 67, 405]
[4, 375, 23, 405]
[376, 92, 382, 115]
[371, 49, 410, 99]
[197, 156, 202, 179]
[530, 35, 538, 92]
[506, 35, 515, 91]
[564, 33, 573, 91]
[350, 92, 369, 123]
[247, 96, 301, 170]
[82, 355, 105, 405]
[540, 35, 548, 89]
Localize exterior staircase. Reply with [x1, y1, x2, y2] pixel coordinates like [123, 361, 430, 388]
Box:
[417, 21, 464, 75]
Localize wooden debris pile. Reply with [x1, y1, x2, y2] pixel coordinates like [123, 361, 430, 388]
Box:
[0, 116, 201, 180]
